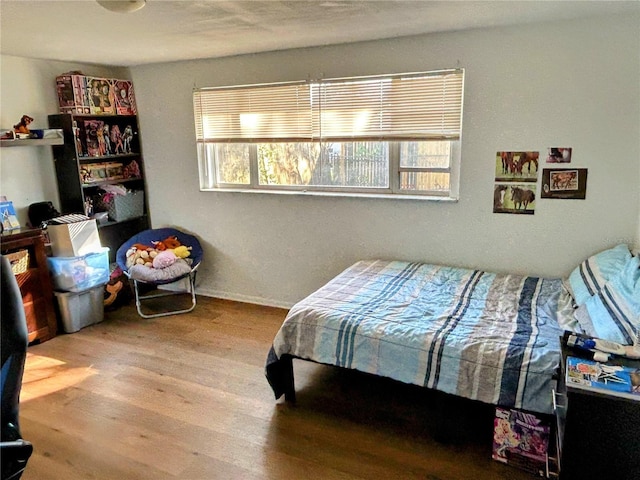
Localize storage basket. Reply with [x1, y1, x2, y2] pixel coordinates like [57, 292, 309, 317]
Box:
[6, 249, 29, 274]
[108, 190, 144, 222]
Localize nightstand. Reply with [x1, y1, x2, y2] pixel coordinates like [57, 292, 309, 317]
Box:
[554, 333, 640, 480]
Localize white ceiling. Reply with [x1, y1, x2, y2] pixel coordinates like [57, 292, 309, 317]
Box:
[1, 1, 638, 67]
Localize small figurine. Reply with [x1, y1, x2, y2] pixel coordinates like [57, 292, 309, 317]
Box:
[111, 124, 125, 154]
[122, 125, 134, 153]
[102, 124, 112, 155]
[73, 120, 84, 156]
[13, 115, 34, 134]
[84, 198, 94, 217]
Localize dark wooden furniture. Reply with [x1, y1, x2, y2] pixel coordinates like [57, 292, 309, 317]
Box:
[48, 113, 149, 262]
[1, 229, 57, 344]
[554, 334, 640, 480]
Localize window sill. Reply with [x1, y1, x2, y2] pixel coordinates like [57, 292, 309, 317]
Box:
[200, 187, 458, 202]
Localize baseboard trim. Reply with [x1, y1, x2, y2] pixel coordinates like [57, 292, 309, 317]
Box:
[195, 288, 293, 310]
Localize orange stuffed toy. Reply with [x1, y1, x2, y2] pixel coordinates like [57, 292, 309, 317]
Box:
[13, 115, 34, 134]
[152, 236, 181, 251]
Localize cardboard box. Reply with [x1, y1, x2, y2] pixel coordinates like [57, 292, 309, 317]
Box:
[492, 407, 550, 477]
[48, 219, 102, 257]
[104, 162, 124, 180]
[56, 74, 92, 115]
[86, 76, 116, 115]
[56, 74, 137, 115]
[113, 80, 137, 115]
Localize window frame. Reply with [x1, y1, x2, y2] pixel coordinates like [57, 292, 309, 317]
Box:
[194, 69, 464, 200]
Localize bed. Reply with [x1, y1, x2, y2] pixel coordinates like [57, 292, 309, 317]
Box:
[266, 250, 640, 416]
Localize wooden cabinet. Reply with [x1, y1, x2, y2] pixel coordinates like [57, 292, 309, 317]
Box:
[48, 113, 149, 262]
[555, 339, 640, 479]
[1, 229, 57, 344]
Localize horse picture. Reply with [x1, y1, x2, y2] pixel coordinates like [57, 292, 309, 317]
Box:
[493, 183, 536, 215]
[495, 151, 539, 182]
[546, 147, 572, 163]
[493, 184, 508, 212]
[541, 168, 588, 199]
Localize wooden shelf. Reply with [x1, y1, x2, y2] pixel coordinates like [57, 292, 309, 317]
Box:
[82, 177, 143, 189]
[78, 152, 140, 162]
[97, 214, 148, 229]
[1, 137, 64, 147]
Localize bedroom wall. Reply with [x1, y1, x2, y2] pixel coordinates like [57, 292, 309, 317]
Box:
[0, 55, 128, 227]
[130, 13, 640, 308]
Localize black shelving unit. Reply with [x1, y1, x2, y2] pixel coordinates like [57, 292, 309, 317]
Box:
[48, 113, 150, 262]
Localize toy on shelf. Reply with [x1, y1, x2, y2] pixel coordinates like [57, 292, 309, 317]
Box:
[13, 115, 34, 136]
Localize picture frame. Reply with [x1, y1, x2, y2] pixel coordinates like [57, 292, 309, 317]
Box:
[541, 168, 588, 199]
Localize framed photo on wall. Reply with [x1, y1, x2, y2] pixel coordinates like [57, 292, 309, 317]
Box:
[541, 168, 588, 199]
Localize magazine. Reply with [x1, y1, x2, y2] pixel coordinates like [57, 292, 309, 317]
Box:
[0, 201, 21, 231]
[566, 356, 640, 401]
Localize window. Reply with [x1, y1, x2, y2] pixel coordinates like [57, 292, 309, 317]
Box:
[194, 69, 464, 198]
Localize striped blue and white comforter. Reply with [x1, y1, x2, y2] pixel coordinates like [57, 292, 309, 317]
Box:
[267, 260, 568, 414]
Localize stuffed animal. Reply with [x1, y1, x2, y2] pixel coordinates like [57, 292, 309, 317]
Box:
[162, 236, 181, 250]
[104, 281, 123, 307]
[153, 236, 183, 251]
[172, 245, 191, 259]
[152, 240, 167, 251]
[152, 250, 177, 269]
[14, 115, 34, 134]
[125, 246, 154, 269]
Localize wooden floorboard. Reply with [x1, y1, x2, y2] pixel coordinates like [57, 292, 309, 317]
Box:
[19, 296, 534, 479]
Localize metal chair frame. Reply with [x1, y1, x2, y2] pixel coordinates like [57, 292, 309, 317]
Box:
[129, 263, 200, 319]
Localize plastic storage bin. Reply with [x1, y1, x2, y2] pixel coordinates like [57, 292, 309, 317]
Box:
[47, 247, 109, 292]
[54, 285, 105, 333]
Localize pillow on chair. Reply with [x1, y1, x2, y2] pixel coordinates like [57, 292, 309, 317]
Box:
[128, 259, 192, 283]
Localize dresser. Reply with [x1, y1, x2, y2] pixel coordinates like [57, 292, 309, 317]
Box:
[1, 228, 57, 343]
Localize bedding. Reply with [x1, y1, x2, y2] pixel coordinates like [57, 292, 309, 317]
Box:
[574, 254, 640, 345]
[568, 244, 632, 306]
[266, 260, 572, 415]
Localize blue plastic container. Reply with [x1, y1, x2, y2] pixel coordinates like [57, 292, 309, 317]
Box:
[47, 247, 110, 292]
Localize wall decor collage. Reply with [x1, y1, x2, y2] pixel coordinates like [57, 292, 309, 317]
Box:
[493, 147, 588, 215]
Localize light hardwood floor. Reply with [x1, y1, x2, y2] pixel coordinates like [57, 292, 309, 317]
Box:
[19, 295, 533, 480]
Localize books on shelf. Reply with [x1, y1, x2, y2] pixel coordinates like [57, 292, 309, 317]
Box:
[566, 356, 640, 401]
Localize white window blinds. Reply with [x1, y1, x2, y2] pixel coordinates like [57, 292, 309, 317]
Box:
[194, 69, 463, 143]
